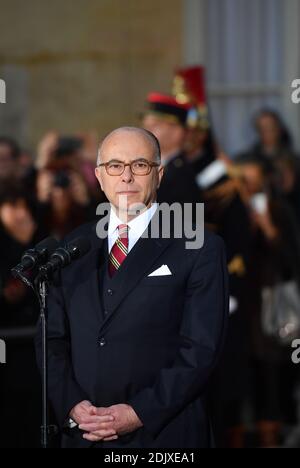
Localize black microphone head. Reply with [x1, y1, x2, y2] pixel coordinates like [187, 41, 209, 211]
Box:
[67, 237, 91, 260]
[12, 236, 59, 278]
[38, 236, 91, 279]
[35, 237, 59, 256]
[21, 237, 59, 263]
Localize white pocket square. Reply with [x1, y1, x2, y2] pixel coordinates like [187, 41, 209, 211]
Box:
[148, 265, 172, 277]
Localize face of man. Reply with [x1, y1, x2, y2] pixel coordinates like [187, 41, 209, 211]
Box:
[142, 114, 186, 158]
[0, 144, 15, 179]
[95, 130, 164, 219]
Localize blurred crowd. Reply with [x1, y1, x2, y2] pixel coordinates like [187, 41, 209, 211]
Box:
[1, 66, 300, 448]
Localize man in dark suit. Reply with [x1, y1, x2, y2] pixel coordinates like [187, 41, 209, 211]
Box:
[36, 126, 228, 448]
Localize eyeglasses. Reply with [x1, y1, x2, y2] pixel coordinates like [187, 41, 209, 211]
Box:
[98, 159, 160, 176]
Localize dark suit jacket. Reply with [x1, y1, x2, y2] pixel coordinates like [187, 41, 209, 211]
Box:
[36, 211, 229, 448]
[157, 153, 202, 206]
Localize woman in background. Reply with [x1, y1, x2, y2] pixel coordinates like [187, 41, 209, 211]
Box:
[236, 109, 295, 174]
[239, 161, 300, 447]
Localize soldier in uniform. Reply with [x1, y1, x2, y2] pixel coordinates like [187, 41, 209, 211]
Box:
[173, 65, 252, 447]
[141, 92, 202, 207]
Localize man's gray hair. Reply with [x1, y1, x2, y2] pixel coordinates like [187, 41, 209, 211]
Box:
[97, 126, 161, 166]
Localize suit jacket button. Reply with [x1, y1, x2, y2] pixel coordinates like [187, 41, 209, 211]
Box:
[99, 338, 106, 347]
[104, 310, 109, 316]
[107, 289, 114, 296]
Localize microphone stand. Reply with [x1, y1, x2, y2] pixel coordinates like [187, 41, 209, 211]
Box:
[12, 238, 90, 448]
[36, 271, 58, 449]
[14, 269, 57, 448]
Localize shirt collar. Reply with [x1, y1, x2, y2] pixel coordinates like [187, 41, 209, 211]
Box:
[108, 202, 158, 237]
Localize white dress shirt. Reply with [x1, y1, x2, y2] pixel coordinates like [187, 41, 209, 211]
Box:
[108, 203, 158, 254]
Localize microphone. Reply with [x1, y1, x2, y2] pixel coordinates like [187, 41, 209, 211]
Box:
[39, 237, 91, 278]
[11, 237, 59, 278]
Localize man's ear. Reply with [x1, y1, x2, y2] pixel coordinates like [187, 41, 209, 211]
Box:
[157, 166, 164, 189]
[95, 167, 104, 191]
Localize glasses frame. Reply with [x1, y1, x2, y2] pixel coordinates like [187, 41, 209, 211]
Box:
[97, 158, 160, 176]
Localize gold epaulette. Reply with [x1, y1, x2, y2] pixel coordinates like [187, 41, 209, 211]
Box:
[228, 255, 246, 277]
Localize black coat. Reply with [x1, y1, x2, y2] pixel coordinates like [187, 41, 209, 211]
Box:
[157, 154, 202, 206]
[36, 212, 229, 448]
[0, 226, 45, 448]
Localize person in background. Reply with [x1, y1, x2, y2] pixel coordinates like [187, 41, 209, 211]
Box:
[77, 131, 106, 202]
[35, 132, 106, 205]
[194, 157, 251, 447]
[238, 160, 300, 447]
[172, 66, 217, 175]
[0, 185, 46, 448]
[0, 137, 21, 184]
[141, 92, 201, 207]
[170, 65, 252, 447]
[35, 138, 97, 239]
[184, 124, 215, 174]
[236, 109, 295, 174]
[271, 154, 300, 224]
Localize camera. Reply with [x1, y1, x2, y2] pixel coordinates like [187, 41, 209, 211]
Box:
[53, 171, 70, 189]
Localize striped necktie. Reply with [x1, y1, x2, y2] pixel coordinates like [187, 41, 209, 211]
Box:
[109, 224, 129, 277]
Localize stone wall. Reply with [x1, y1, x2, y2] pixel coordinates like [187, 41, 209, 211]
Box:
[0, 0, 183, 148]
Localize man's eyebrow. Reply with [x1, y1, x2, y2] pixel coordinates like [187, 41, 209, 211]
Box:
[105, 157, 150, 163]
[104, 158, 123, 163]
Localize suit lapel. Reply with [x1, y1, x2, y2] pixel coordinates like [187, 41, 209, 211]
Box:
[79, 222, 107, 326]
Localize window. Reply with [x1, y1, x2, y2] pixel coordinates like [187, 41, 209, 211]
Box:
[184, 0, 300, 155]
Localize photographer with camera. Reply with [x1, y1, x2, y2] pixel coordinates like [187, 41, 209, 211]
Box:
[36, 136, 96, 239]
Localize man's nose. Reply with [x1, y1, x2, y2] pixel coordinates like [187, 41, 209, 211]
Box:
[121, 165, 134, 183]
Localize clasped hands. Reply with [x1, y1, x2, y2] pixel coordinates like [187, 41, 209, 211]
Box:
[70, 400, 143, 442]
